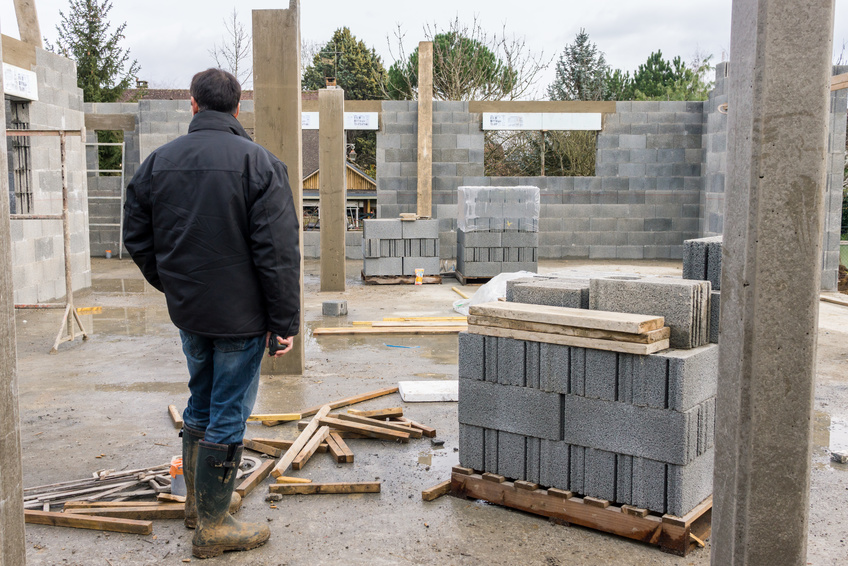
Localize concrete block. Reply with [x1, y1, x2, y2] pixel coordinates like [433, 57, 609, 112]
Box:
[484, 429, 499, 472]
[363, 218, 403, 240]
[632, 457, 667, 512]
[710, 291, 720, 344]
[497, 338, 526, 387]
[458, 424, 484, 471]
[363, 257, 402, 276]
[584, 350, 618, 401]
[526, 437, 542, 484]
[484, 336, 498, 382]
[402, 256, 440, 276]
[589, 276, 711, 349]
[497, 431, 527, 480]
[584, 449, 617, 501]
[458, 378, 563, 441]
[525, 341, 541, 389]
[665, 448, 714, 517]
[616, 454, 634, 505]
[539, 343, 569, 393]
[458, 332, 485, 381]
[509, 279, 590, 309]
[539, 440, 570, 489]
[569, 445, 585, 494]
[401, 218, 440, 239]
[322, 300, 348, 316]
[570, 348, 586, 396]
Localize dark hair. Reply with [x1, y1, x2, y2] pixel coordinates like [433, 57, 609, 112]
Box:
[190, 68, 241, 114]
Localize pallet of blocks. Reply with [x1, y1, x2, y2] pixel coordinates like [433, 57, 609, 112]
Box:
[361, 218, 440, 281]
[457, 294, 717, 555]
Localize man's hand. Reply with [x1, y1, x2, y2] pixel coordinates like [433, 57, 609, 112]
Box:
[266, 332, 293, 357]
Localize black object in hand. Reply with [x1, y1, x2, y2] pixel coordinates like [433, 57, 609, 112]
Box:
[268, 333, 284, 356]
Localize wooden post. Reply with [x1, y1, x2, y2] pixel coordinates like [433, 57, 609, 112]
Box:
[319, 87, 346, 292]
[0, 34, 27, 566]
[13, 0, 42, 48]
[712, 0, 836, 564]
[416, 41, 433, 219]
[253, 2, 305, 375]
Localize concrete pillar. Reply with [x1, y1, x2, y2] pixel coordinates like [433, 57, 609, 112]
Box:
[712, 1, 835, 564]
[416, 41, 433, 219]
[253, 2, 305, 375]
[13, 0, 41, 48]
[0, 30, 27, 566]
[319, 87, 346, 292]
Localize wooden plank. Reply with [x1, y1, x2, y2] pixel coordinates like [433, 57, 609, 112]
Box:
[514, 481, 540, 491]
[395, 417, 437, 438]
[468, 315, 670, 344]
[85, 113, 137, 132]
[318, 416, 410, 442]
[248, 438, 329, 453]
[291, 426, 331, 470]
[64, 501, 165, 509]
[422, 480, 451, 501]
[469, 301, 664, 334]
[821, 294, 848, 307]
[831, 72, 848, 91]
[235, 459, 276, 497]
[327, 433, 354, 463]
[467, 325, 669, 356]
[246, 412, 301, 422]
[298, 387, 399, 418]
[468, 100, 617, 114]
[347, 407, 403, 419]
[243, 438, 283, 458]
[63, 504, 185, 520]
[382, 317, 466, 322]
[1, 34, 36, 68]
[336, 413, 423, 438]
[275, 476, 312, 484]
[270, 405, 332, 479]
[371, 321, 467, 328]
[269, 482, 381, 495]
[157, 493, 185, 503]
[24, 510, 153, 535]
[313, 326, 463, 335]
[168, 405, 183, 428]
[452, 286, 470, 299]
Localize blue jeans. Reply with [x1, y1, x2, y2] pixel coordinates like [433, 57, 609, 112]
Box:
[179, 330, 265, 445]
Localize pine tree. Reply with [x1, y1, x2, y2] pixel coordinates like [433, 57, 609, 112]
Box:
[547, 29, 608, 101]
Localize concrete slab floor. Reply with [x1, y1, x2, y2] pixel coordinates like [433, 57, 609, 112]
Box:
[14, 259, 848, 565]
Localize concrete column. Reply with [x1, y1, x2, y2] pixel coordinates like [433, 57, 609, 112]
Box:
[253, 2, 305, 375]
[416, 41, 433, 219]
[712, 1, 835, 565]
[0, 31, 27, 566]
[13, 0, 41, 48]
[319, 87, 346, 292]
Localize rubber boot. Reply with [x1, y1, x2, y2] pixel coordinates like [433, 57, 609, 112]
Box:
[182, 426, 241, 529]
[192, 441, 270, 559]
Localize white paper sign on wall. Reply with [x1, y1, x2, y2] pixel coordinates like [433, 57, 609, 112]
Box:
[301, 112, 379, 130]
[3, 63, 38, 102]
[482, 112, 602, 131]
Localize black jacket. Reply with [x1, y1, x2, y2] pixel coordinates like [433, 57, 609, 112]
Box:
[123, 110, 301, 338]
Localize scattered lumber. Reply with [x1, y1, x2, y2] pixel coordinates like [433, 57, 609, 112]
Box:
[271, 405, 332, 479]
[168, 405, 183, 428]
[422, 480, 451, 501]
[298, 387, 399, 418]
[326, 433, 354, 463]
[467, 315, 671, 344]
[295, 420, 367, 439]
[469, 302, 664, 334]
[236, 459, 276, 498]
[347, 407, 404, 419]
[337, 413, 423, 439]
[313, 326, 463, 336]
[275, 476, 312, 484]
[157, 493, 185, 503]
[292, 426, 331, 470]
[452, 286, 470, 299]
[318, 416, 411, 442]
[248, 438, 329, 453]
[394, 417, 437, 438]
[247, 412, 301, 423]
[468, 324, 669, 355]
[64, 504, 185, 520]
[243, 439, 283, 458]
[269, 482, 381, 495]
[24, 510, 153, 535]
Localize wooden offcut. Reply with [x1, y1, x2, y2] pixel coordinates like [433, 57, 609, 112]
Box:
[347, 407, 404, 419]
[395, 417, 437, 438]
[269, 482, 381, 495]
[291, 426, 331, 470]
[422, 480, 451, 501]
[468, 325, 669, 356]
[236, 459, 276, 497]
[248, 438, 329, 453]
[63, 504, 185, 520]
[318, 416, 411, 442]
[270, 405, 332, 479]
[336, 413, 423, 438]
[24, 510, 152, 535]
[243, 438, 283, 458]
[313, 326, 463, 336]
[469, 302, 664, 334]
[275, 476, 312, 484]
[468, 315, 670, 344]
[326, 433, 354, 463]
[168, 405, 183, 428]
[296, 387, 399, 419]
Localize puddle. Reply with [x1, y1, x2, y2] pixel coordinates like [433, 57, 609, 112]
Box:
[812, 410, 848, 470]
[79, 306, 172, 336]
[91, 278, 149, 294]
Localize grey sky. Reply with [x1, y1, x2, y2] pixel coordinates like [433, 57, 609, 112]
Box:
[2, 0, 848, 95]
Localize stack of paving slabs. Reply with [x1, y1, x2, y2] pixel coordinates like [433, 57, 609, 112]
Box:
[682, 236, 723, 344]
[456, 186, 540, 280]
[362, 218, 440, 277]
[458, 296, 717, 517]
[506, 276, 590, 309]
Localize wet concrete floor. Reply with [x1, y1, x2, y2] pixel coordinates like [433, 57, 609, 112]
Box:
[15, 258, 848, 565]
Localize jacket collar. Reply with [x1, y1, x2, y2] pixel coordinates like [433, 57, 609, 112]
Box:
[188, 110, 252, 141]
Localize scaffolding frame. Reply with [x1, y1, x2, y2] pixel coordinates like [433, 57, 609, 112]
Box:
[85, 141, 126, 259]
[8, 129, 89, 353]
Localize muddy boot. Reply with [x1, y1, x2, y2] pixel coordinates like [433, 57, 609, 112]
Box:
[182, 426, 241, 529]
[192, 441, 270, 559]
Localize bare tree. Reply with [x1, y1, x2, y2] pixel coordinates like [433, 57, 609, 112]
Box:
[301, 38, 324, 75]
[209, 8, 252, 87]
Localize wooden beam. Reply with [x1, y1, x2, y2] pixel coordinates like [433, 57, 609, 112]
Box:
[422, 480, 451, 501]
[167, 405, 182, 428]
[301, 100, 382, 112]
[326, 433, 354, 463]
[235, 459, 276, 497]
[268, 482, 381, 495]
[347, 407, 403, 419]
[297, 387, 399, 418]
[313, 326, 463, 336]
[291, 426, 331, 470]
[243, 438, 283, 458]
[318, 416, 410, 442]
[1, 34, 36, 68]
[468, 100, 617, 114]
[831, 72, 848, 91]
[467, 315, 670, 344]
[64, 501, 165, 509]
[13, 0, 42, 48]
[275, 476, 312, 484]
[248, 437, 330, 453]
[270, 405, 331, 478]
[62, 504, 185, 520]
[336, 413, 422, 438]
[394, 417, 437, 438]
[469, 302, 664, 334]
[85, 114, 137, 132]
[24, 510, 152, 535]
[247, 412, 301, 423]
[467, 324, 669, 356]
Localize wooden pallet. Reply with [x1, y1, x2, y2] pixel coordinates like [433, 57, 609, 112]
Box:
[361, 271, 442, 285]
[454, 270, 491, 286]
[450, 468, 711, 556]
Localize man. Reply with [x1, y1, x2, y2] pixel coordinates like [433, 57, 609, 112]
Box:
[124, 68, 300, 559]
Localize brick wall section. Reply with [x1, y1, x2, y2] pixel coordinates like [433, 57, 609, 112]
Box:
[10, 49, 90, 304]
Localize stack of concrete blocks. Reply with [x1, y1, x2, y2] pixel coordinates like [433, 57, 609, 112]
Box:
[456, 186, 540, 279]
[682, 236, 723, 344]
[361, 218, 440, 277]
[458, 274, 717, 516]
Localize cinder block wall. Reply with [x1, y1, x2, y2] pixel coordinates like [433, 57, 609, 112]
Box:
[701, 63, 729, 236]
[823, 66, 848, 290]
[10, 49, 91, 304]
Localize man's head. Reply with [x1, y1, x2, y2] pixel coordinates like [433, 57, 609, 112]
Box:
[189, 68, 241, 116]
